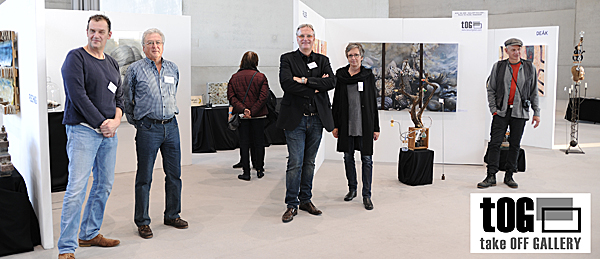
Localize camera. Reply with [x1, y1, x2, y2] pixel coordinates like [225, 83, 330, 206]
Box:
[522, 99, 531, 112]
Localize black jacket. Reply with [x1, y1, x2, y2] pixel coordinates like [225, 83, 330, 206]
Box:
[332, 65, 380, 155]
[276, 50, 335, 131]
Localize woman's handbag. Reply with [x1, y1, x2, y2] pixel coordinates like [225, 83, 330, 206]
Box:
[227, 71, 258, 131]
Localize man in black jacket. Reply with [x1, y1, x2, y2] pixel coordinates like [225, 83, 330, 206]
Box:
[278, 24, 335, 223]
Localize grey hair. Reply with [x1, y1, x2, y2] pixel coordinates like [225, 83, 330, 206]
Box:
[345, 43, 364, 57]
[142, 28, 165, 46]
[296, 24, 315, 36]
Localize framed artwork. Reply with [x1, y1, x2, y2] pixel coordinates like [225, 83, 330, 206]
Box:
[105, 31, 145, 80]
[207, 82, 229, 106]
[499, 45, 547, 96]
[0, 30, 19, 114]
[360, 42, 458, 112]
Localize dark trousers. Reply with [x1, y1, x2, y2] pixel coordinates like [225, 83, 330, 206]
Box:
[343, 136, 373, 198]
[239, 118, 265, 174]
[486, 110, 526, 175]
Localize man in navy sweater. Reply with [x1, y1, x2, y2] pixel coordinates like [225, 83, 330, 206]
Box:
[58, 14, 122, 259]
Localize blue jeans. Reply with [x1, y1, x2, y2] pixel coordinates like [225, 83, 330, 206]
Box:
[134, 117, 182, 226]
[58, 124, 118, 254]
[284, 115, 323, 209]
[344, 149, 373, 198]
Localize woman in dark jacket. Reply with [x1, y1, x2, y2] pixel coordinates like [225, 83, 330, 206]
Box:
[332, 43, 380, 210]
[228, 51, 269, 180]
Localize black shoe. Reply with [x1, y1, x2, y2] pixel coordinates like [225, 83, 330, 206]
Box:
[238, 173, 250, 181]
[363, 197, 374, 210]
[504, 172, 518, 188]
[137, 225, 153, 239]
[163, 217, 188, 229]
[344, 190, 357, 201]
[477, 174, 496, 188]
[299, 202, 322, 215]
[256, 169, 264, 179]
[232, 162, 243, 168]
[282, 207, 297, 223]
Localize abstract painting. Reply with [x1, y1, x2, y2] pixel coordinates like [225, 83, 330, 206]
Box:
[105, 31, 145, 79]
[499, 45, 546, 96]
[360, 42, 458, 112]
[207, 82, 229, 106]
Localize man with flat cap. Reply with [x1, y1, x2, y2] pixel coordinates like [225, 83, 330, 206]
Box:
[478, 38, 540, 189]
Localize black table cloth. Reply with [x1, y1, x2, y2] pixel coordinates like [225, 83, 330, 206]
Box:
[48, 112, 68, 192]
[565, 97, 600, 123]
[0, 170, 41, 257]
[398, 149, 434, 186]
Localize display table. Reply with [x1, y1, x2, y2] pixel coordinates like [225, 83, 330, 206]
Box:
[48, 112, 68, 192]
[565, 97, 600, 123]
[398, 149, 434, 186]
[0, 170, 41, 256]
[483, 148, 526, 172]
[192, 105, 286, 153]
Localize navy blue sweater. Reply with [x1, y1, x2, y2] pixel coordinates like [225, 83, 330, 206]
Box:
[61, 47, 124, 128]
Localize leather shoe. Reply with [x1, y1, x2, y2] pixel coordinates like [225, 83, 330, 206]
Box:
[282, 207, 297, 223]
[232, 162, 243, 168]
[344, 190, 357, 201]
[256, 169, 264, 178]
[78, 233, 120, 247]
[238, 173, 250, 181]
[138, 225, 153, 239]
[58, 253, 75, 259]
[299, 202, 322, 215]
[363, 197, 374, 210]
[164, 217, 189, 229]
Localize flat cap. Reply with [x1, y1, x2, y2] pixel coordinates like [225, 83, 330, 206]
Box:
[504, 38, 523, 47]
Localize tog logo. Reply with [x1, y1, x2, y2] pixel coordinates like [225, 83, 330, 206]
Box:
[460, 21, 482, 32]
[471, 193, 590, 253]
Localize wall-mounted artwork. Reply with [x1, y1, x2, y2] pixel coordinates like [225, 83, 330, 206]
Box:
[0, 30, 19, 114]
[312, 38, 327, 55]
[207, 82, 229, 106]
[499, 45, 546, 96]
[360, 42, 458, 112]
[105, 31, 145, 80]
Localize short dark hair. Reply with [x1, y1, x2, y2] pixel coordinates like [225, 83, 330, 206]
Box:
[345, 43, 364, 57]
[87, 14, 111, 32]
[239, 51, 259, 70]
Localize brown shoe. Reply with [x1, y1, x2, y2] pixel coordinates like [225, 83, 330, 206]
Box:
[78, 233, 120, 247]
[282, 207, 297, 223]
[299, 202, 322, 215]
[164, 217, 188, 229]
[138, 225, 153, 239]
[58, 253, 75, 259]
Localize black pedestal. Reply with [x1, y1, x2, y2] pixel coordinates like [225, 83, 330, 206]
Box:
[398, 149, 434, 186]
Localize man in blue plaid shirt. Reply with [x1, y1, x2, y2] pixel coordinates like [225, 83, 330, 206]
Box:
[123, 28, 187, 239]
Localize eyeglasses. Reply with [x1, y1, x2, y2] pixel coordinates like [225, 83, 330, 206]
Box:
[145, 41, 163, 46]
[297, 34, 314, 39]
[348, 54, 361, 58]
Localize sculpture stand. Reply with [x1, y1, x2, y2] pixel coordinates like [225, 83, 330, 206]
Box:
[408, 127, 429, 150]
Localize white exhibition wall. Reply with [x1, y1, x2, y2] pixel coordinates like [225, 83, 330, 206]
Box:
[487, 27, 558, 149]
[45, 10, 192, 174]
[323, 12, 490, 165]
[0, 0, 54, 249]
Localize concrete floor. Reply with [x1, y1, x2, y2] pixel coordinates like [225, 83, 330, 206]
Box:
[7, 100, 600, 258]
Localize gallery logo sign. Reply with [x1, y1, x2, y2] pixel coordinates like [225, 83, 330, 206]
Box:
[537, 30, 549, 36]
[470, 193, 590, 253]
[460, 21, 482, 32]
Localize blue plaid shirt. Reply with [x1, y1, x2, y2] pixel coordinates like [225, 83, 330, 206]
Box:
[123, 57, 179, 124]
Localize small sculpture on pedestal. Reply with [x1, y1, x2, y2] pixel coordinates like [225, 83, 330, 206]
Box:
[0, 126, 14, 177]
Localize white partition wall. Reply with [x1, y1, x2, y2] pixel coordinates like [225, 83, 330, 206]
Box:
[0, 0, 53, 249]
[322, 12, 490, 165]
[487, 27, 559, 149]
[45, 10, 192, 174]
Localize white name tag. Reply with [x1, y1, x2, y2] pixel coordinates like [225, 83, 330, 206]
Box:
[108, 82, 117, 93]
[358, 82, 364, 91]
[307, 62, 318, 69]
[164, 76, 175, 84]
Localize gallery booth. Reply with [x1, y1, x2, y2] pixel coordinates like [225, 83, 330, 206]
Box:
[0, 0, 558, 254]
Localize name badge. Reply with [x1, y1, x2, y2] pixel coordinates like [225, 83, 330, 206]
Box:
[307, 62, 318, 69]
[164, 76, 175, 84]
[358, 82, 364, 91]
[108, 82, 117, 93]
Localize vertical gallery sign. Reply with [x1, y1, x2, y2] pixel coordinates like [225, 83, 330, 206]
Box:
[470, 193, 591, 253]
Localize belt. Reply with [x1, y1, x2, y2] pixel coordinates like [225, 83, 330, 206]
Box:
[509, 104, 514, 108]
[303, 112, 318, 116]
[144, 117, 174, 124]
